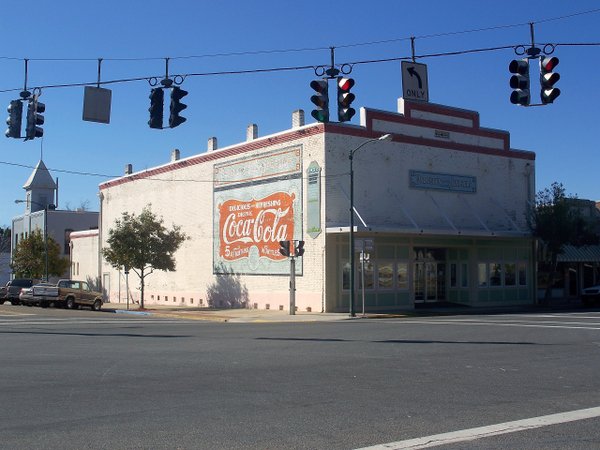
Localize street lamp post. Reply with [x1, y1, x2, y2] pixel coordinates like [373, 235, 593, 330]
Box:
[15, 199, 51, 282]
[349, 134, 392, 317]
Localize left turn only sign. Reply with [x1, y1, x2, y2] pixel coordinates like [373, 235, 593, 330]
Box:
[401, 61, 429, 102]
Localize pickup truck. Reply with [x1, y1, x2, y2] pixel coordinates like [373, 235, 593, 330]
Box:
[0, 279, 37, 305]
[20, 279, 103, 311]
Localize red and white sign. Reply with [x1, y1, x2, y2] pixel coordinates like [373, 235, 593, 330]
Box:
[219, 192, 295, 261]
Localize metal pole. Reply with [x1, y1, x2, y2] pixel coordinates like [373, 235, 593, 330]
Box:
[361, 248, 366, 317]
[290, 256, 296, 315]
[348, 134, 392, 318]
[44, 206, 48, 282]
[125, 270, 130, 310]
[349, 153, 356, 317]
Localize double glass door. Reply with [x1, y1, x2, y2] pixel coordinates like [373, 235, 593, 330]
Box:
[414, 248, 446, 303]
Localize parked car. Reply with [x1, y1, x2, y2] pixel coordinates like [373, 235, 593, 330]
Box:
[581, 285, 600, 307]
[19, 283, 58, 307]
[0, 279, 38, 305]
[19, 279, 103, 311]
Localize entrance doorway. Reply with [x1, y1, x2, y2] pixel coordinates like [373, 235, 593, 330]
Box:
[413, 248, 446, 303]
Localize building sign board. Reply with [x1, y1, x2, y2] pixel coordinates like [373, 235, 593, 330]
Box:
[409, 170, 477, 193]
[401, 61, 429, 102]
[306, 161, 321, 238]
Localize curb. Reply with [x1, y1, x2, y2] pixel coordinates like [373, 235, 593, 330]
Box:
[112, 309, 153, 316]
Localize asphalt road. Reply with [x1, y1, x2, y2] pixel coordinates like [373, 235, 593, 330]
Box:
[1, 305, 600, 449]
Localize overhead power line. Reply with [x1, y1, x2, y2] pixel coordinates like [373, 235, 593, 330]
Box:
[1, 42, 599, 95]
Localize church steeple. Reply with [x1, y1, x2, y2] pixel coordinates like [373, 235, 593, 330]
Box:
[22, 160, 56, 213]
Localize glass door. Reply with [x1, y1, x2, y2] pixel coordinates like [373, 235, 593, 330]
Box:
[413, 258, 447, 303]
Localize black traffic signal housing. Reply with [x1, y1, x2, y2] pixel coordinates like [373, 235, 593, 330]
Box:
[295, 240, 305, 257]
[5, 100, 23, 139]
[310, 79, 329, 123]
[509, 58, 530, 106]
[25, 97, 45, 140]
[540, 56, 560, 104]
[337, 77, 356, 122]
[148, 87, 164, 129]
[169, 86, 188, 128]
[279, 240, 291, 257]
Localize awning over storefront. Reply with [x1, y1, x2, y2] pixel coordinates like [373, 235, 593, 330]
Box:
[558, 245, 600, 263]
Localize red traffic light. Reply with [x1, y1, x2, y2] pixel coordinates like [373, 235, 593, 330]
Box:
[540, 56, 559, 72]
[539, 56, 560, 104]
[338, 77, 355, 92]
[337, 77, 356, 122]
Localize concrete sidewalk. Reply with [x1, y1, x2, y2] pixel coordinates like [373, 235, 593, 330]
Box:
[104, 303, 367, 323]
[102, 300, 588, 323]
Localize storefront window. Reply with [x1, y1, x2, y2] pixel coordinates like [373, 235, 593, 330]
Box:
[518, 262, 527, 286]
[397, 263, 408, 289]
[505, 263, 516, 286]
[489, 263, 502, 286]
[450, 263, 457, 288]
[478, 263, 487, 287]
[377, 263, 394, 289]
[358, 261, 374, 289]
[342, 262, 351, 290]
[461, 263, 468, 287]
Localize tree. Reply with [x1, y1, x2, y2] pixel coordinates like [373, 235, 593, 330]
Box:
[530, 182, 598, 301]
[0, 226, 10, 254]
[10, 229, 69, 279]
[102, 206, 187, 309]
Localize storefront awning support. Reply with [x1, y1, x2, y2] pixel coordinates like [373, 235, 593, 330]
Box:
[489, 197, 524, 233]
[426, 192, 457, 232]
[459, 195, 490, 233]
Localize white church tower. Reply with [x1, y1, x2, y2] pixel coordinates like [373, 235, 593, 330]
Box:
[21, 160, 56, 212]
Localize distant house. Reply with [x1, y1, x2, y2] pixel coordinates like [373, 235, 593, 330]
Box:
[540, 199, 600, 300]
[11, 160, 99, 282]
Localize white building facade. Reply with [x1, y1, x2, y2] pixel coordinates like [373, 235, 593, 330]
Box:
[92, 99, 535, 312]
[11, 160, 99, 281]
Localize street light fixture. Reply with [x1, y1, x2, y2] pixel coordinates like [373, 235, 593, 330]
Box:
[349, 133, 393, 317]
[14, 199, 52, 282]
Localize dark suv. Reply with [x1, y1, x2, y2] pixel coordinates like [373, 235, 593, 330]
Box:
[0, 279, 36, 305]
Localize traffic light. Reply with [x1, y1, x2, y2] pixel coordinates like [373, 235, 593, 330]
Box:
[169, 86, 188, 128]
[540, 56, 560, 104]
[25, 97, 45, 140]
[509, 58, 530, 106]
[295, 240, 305, 257]
[148, 87, 164, 129]
[310, 79, 329, 123]
[5, 100, 22, 139]
[279, 240, 291, 257]
[337, 77, 356, 122]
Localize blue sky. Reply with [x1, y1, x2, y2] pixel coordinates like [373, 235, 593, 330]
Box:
[1, 1, 599, 224]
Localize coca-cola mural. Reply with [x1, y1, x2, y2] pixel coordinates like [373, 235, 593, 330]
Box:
[219, 192, 295, 262]
[213, 146, 303, 275]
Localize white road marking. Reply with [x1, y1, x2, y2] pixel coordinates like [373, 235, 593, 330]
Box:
[0, 318, 195, 326]
[356, 406, 600, 449]
[403, 319, 600, 330]
[0, 312, 35, 317]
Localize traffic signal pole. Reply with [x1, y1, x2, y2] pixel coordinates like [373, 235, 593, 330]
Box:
[279, 240, 305, 315]
[289, 256, 296, 315]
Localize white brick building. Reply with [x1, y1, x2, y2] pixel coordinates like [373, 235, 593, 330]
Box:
[78, 98, 536, 312]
